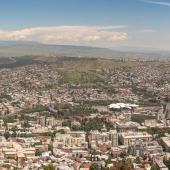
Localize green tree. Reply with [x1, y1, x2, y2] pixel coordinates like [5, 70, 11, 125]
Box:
[151, 163, 157, 170]
[163, 157, 170, 169]
[111, 158, 133, 170]
[90, 163, 99, 170]
[4, 131, 10, 140]
[12, 130, 17, 137]
[35, 149, 43, 156]
[48, 144, 53, 155]
[105, 155, 112, 167]
[44, 164, 55, 170]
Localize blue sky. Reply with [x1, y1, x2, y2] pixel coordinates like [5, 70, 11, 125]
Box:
[0, 0, 170, 50]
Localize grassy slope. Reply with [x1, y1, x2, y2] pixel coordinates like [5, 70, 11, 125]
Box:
[0, 55, 169, 85]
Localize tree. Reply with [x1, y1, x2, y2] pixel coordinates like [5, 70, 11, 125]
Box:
[72, 125, 80, 131]
[44, 164, 55, 170]
[90, 163, 99, 170]
[120, 151, 128, 158]
[151, 163, 157, 170]
[101, 167, 109, 170]
[4, 131, 10, 140]
[111, 158, 133, 170]
[48, 144, 53, 155]
[164, 157, 170, 169]
[12, 130, 17, 137]
[105, 155, 112, 167]
[35, 149, 43, 156]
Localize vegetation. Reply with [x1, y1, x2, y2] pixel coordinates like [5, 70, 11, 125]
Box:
[3, 115, 18, 123]
[20, 105, 46, 114]
[35, 149, 43, 156]
[61, 69, 107, 84]
[44, 164, 55, 170]
[90, 158, 134, 170]
[132, 86, 156, 98]
[71, 106, 98, 116]
[164, 157, 170, 169]
[131, 114, 156, 124]
[111, 158, 133, 170]
[150, 163, 157, 170]
[76, 100, 115, 106]
[0, 57, 15, 64]
[20, 114, 37, 121]
[4, 132, 10, 140]
[105, 156, 112, 167]
[0, 93, 12, 101]
[48, 144, 53, 154]
[81, 118, 114, 132]
[146, 127, 170, 137]
[90, 163, 99, 170]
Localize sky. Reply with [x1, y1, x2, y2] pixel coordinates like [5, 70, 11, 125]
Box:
[0, 0, 170, 50]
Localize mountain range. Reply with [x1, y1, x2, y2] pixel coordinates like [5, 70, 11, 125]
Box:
[0, 41, 169, 60]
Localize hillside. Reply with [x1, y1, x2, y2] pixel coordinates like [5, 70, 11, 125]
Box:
[0, 41, 169, 60]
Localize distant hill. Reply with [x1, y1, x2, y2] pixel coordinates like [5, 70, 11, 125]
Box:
[0, 41, 119, 58]
[0, 40, 169, 60]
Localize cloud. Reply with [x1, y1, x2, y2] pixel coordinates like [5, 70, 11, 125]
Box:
[141, 0, 170, 7]
[0, 26, 128, 45]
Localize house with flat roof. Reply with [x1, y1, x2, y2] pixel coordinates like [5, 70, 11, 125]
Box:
[119, 132, 152, 146]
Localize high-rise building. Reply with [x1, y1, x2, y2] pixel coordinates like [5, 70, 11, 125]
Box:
[89, 130, 118, 148]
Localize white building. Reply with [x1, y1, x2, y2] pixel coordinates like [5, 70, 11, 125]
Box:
[119, 132, 152, 146]
[53, 131, 88, 149]
[89, 130, 118, 148]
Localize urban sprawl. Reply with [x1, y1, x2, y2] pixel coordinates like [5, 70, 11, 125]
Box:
[0, 56, 169, 170]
